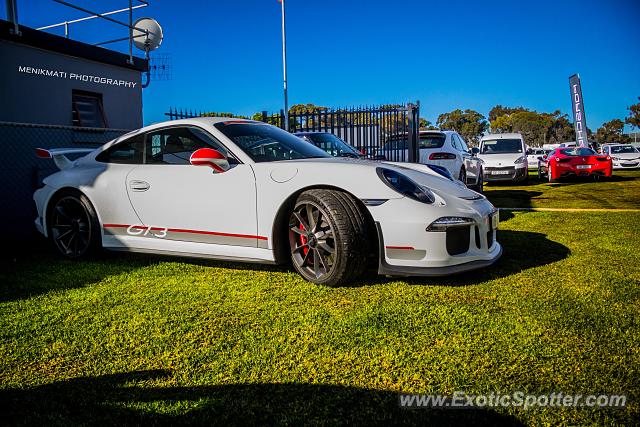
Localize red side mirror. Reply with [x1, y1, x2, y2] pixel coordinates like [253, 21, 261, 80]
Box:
[190, 148, 230, 173]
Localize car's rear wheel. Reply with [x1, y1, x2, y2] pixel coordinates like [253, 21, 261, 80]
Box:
[288, 189, 370, 286]
[48, 191, 101, 258]
[548, 167, 554, 183]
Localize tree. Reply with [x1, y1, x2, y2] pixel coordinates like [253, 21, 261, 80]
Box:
[436, 109, 488, 145]
[488, 105, 528, 123]
[490, 114, 513, 133]
[545, 111, 575, 144]
[489, 107, 581, 147]
[626, 97, 640, 130]
[508, 111, 553, 147]
[419, 118, 438, 130]
[595, 119, 630, 144]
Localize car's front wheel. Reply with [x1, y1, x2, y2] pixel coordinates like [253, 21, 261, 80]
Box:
[48, 190, 101, 259]
[458, 167, 467, 185]
[470, 168, 484, 193]
[288, 189, 370, 286]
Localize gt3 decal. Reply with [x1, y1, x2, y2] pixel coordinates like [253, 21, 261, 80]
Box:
[126, 225, 168, 238]
[103, 223, 267, 248]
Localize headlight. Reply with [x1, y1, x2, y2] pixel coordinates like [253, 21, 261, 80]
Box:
[426, 217, 473, 231]
[376, 168, 435, 204]
[514, 156, 526, 164]
[612, 157, 619, 160]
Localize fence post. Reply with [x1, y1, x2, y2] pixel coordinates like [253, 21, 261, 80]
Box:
[407, 102, 419, 163]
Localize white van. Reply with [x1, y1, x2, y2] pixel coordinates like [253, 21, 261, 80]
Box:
[478, 133, 528, 183]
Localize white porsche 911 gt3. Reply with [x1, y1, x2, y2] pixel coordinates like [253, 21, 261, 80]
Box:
[34, 118, 502, 286]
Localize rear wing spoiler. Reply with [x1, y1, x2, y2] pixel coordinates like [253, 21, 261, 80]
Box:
[36, 147, 95, 171]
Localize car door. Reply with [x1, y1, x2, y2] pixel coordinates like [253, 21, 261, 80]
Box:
[125, 125, 259, 249]
[455, 134, 477, 182]
[92, 132, 152, 247]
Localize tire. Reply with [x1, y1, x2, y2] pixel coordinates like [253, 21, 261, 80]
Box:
[548, 167, 554, 183]
[288, 189, 370, 286]
[538, 165, 543, 181]
[470, 168, 484, 193]
[458, 167, 467, 185]
[48, 190, 101, 259]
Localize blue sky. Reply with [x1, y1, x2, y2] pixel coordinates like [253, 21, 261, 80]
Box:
[15, 0, 640, 128]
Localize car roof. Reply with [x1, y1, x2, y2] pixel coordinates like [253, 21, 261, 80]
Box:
[481, 133, 523, 141]
[420, 130, 449, 135]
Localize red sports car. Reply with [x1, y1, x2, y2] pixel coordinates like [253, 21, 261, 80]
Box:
[538, 147, 612, 182]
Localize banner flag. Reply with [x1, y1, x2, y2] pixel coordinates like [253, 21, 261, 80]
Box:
[569, 74, 589, 148]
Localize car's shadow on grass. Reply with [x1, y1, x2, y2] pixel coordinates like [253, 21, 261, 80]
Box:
[2, 229, 570, 299]
[353, 230, 570, 288]
[1, 369, 524, 426]
[0, 237, 292, 303]
[484, 190, 543, 211]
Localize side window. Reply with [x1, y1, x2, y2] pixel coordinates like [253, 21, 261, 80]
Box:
[145, 126, 235, 165]
[456, 135, 469, 152]
[96, 133, 145, 164]
[450, 134, 460, 151]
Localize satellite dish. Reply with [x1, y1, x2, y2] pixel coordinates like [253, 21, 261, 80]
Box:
[132, 17, 163, 52]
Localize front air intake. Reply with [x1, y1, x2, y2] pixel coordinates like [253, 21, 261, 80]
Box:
[446, 227, 471, 255]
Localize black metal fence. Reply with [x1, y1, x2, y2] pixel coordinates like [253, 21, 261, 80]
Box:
[1, 122, 129, 241]
[165, 103, 420, 162]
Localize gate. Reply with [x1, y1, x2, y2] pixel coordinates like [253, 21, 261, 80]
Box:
[166, 103, 421, 162]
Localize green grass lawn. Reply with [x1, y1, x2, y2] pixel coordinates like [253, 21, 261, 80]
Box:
[2, 173, 640, 426]
[484, 170, 640, 209]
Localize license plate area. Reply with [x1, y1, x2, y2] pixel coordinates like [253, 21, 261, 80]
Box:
[491, 170, 511, 175]
[576, 164, 592, 170]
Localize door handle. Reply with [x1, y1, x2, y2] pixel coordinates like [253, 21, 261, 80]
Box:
[129, 180, 150, 191]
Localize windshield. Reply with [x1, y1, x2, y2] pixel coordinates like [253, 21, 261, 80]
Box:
[560, 148, 596, 156]
[305, 133, 361, 157]
[481, 138, 523, 154]
[610, 145, 638, 154]
[383, 138, 407, 150]
[214, 122, 331, 162]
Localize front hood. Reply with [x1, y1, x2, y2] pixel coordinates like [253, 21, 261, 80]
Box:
[264, 157, 482, 200]
[477, 153, 522, 167]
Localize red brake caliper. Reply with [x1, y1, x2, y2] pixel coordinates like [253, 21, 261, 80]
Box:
[299, 222, 309, 261]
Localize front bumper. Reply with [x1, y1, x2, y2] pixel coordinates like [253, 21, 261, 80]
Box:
[612, 160, 640, 169]
[370, 198, 502, 277]
[378, 230, 503, 276]
[484, 166, 527, 182]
